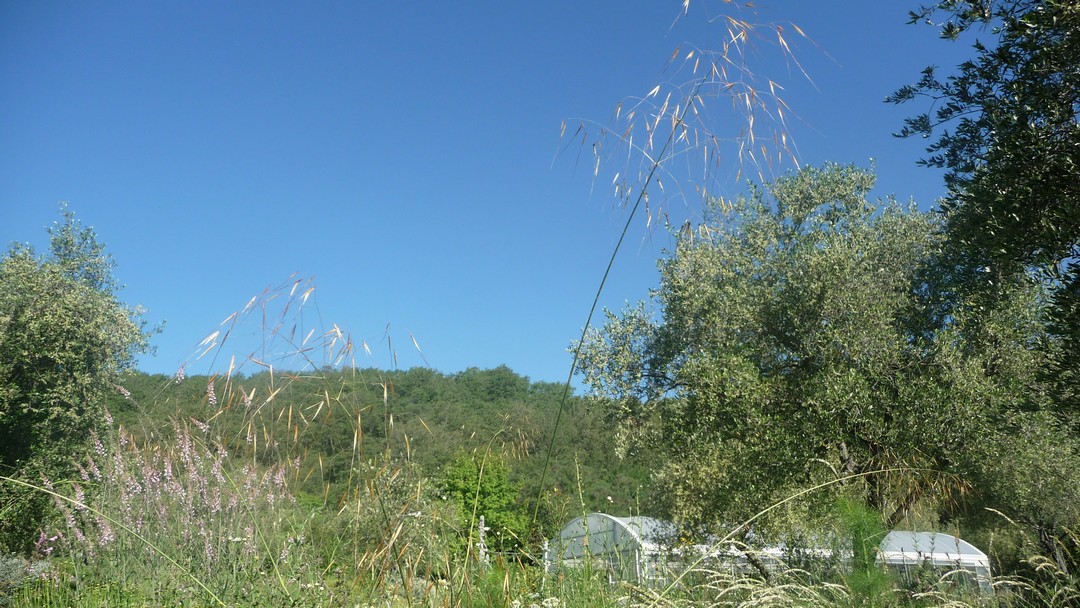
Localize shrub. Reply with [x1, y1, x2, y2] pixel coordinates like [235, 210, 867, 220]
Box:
[0, 207, 150, 552]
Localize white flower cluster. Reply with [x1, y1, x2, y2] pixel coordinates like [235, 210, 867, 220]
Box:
[510, 595, 562, 608]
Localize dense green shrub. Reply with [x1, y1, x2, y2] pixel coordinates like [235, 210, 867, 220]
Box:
[0, 207, 150, 553]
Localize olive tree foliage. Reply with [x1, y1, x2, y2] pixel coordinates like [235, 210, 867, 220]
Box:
[890, 0, 1079, 271]
[576, 164, 1078, 537]
[888, 0, 1080, 420]
[0, 207, 150, 550]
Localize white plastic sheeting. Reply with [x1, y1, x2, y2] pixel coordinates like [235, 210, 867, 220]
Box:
[543, 513, 689, 584]
[878, 531, 992, 593]
[544, 513, 993, 593]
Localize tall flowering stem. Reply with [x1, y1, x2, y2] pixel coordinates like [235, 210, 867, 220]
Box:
[41, 418, 318, 603]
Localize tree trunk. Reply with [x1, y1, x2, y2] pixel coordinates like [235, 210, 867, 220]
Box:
[1039, 526, 1071, 576]
[885, 485, 923, 530]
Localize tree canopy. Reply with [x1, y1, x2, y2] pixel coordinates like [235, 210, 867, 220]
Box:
[577, 164, 1079, 543]
[0, 207, 151, 551]
[889, 0, 1080, 422]
[890, 0, 1080, 273]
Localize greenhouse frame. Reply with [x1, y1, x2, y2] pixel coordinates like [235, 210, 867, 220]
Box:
[878, 531, 992, 593]
[544, 512, 992, 593]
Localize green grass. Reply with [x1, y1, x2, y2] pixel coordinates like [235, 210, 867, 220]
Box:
[0, 285, 1075, 607]
[4, 425, 1076, 608]
[1, 321, 1076, 608]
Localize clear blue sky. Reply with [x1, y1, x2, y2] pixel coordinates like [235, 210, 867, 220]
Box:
[1, 1, 971, 384]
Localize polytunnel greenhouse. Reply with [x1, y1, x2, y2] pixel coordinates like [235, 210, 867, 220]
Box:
[878, 531, 992, 593]
[544, 513, 993, 593]
[542, 513, 694, 585]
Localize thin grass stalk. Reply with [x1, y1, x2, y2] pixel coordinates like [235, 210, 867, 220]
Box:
[531, 69, 711, 533]
[371, 465, 414, 608]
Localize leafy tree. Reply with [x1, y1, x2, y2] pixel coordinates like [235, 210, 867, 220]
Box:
[454, 365, 530, 403]
[890, 0, 1079, 272]
[889, 3, 1080, 571]
[889, 0, 1080, 420]
[576, 164, 1075, 539]
[438, 451, 529, 554]
[0, 206, 150, 551]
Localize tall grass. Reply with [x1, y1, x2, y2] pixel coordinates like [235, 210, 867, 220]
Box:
[10, 419, 325, 606]
[3, 4, 1079, 608]
[2, 292, 1077, 607]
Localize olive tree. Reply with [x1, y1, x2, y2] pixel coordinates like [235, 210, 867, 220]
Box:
[889, 0, 1080, 426]
[0, 207, 150, 551]
[890, 0, 1079, 273]
[577, 164, 1076, 542]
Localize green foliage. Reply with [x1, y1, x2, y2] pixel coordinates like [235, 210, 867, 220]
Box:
[440, 451, 530, 554]
[5, 355, 1074, 607]
[0, 553, 48, 601]
[104, 365, 655, 529]
[577, 164, 1071, 540]
[42, 420, 327, 606]
[890, 0, 1080, 273]
[890, 0, 1080, 456]
[835, 497, 891, 606]
[1044, 260, 1080, 422]
[892, 2, 1080, 572]
[0, 207, 150, 553]
[10, 577, 142, 608]
[317, 457, 461, 588]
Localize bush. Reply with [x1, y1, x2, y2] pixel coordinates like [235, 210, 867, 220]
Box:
[0, 207, 150, 552]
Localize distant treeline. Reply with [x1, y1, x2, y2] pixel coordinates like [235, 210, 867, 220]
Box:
[106, 365, 657, 520]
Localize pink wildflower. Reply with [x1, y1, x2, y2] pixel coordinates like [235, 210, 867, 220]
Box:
[87, 456, 102, 481]
[33, 531, 59, 558]
[73, 483, 86, 512]
[210, 457, 225, 484]
[192, 417, 210, 435]
[210, 487, 222, 514]
[91, 432, 106, 457]
[97, 517, 114, 546]
[203, 531, 216, 564]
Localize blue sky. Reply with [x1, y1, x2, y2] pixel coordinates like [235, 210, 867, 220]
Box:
[1, 1, 972, 384]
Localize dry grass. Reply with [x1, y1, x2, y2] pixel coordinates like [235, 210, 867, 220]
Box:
[4, 3, 1078, 607]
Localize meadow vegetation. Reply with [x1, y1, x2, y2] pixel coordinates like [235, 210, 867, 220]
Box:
[1, 186, 1076, 608]
[3, 0, 1080, 605]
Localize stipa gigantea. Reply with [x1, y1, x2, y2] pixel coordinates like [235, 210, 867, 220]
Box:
[560, 1, 814, 232]
[536, 0, 815, 533]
